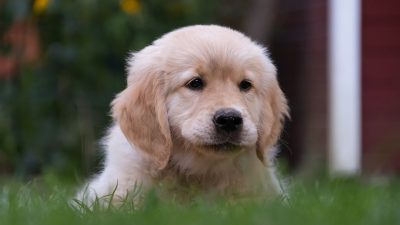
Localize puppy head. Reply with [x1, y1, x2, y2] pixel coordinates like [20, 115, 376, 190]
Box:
[112, 25, 288, 170]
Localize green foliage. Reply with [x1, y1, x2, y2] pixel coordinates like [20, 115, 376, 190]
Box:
[0, 0, 218, 178]
[1, 178, 400, 225]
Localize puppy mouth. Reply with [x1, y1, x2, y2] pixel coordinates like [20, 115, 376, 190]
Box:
[202, 142, 243, 152]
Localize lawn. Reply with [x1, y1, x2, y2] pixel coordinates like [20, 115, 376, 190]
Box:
[1, 175, 399, 225]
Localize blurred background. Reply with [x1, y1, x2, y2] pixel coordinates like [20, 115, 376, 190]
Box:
[0, 0, 399, 181]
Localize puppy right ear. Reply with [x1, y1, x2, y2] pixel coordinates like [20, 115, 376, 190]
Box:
[256, 82, 289, 165]
[111, 53, 172, 170]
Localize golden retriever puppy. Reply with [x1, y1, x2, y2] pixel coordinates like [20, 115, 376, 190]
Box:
[77, 25, 288, 206]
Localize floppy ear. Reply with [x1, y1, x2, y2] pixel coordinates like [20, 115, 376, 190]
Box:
[111, 68, 172, 170]
[256, 80, 289, 165]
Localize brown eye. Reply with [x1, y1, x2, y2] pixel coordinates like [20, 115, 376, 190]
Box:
[186, 77, 204, 90]
[239, 80, 252, 92]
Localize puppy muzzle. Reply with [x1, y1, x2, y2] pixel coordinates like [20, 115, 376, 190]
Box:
[210, 108, 245, 149]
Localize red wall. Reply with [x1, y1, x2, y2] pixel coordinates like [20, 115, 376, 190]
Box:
[362, 0, 400, 173]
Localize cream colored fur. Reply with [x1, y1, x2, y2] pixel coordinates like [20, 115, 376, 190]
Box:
[76, 25, 288, 206]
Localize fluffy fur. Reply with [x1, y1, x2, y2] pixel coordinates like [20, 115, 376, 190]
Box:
[77, 25, 289, 205]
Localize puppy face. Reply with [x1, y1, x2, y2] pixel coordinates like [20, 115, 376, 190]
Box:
[167, 67, 262, 155]
[112, 25, 288, 169]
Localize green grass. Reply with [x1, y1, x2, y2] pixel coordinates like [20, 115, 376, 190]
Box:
[1, 175, 399, 225]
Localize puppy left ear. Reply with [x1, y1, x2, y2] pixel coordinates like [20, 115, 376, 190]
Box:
[112, 70, 172, 170]
[256, 81, 289, 165]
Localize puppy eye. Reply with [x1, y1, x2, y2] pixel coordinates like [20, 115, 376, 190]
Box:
[239, 80, 252, 92]
[186, 77, 204, 91]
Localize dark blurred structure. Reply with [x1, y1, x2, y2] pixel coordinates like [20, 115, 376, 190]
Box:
[270, 1, 328, 174]
[1, 0, 399, 179]
[362, 0, 400, 174]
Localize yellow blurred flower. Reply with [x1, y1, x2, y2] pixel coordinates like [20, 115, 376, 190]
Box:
[33, 0, 50, 15]
[120, 0, 141, 15]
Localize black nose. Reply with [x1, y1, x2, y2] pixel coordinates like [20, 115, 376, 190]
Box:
[213, 108, 243, 132]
